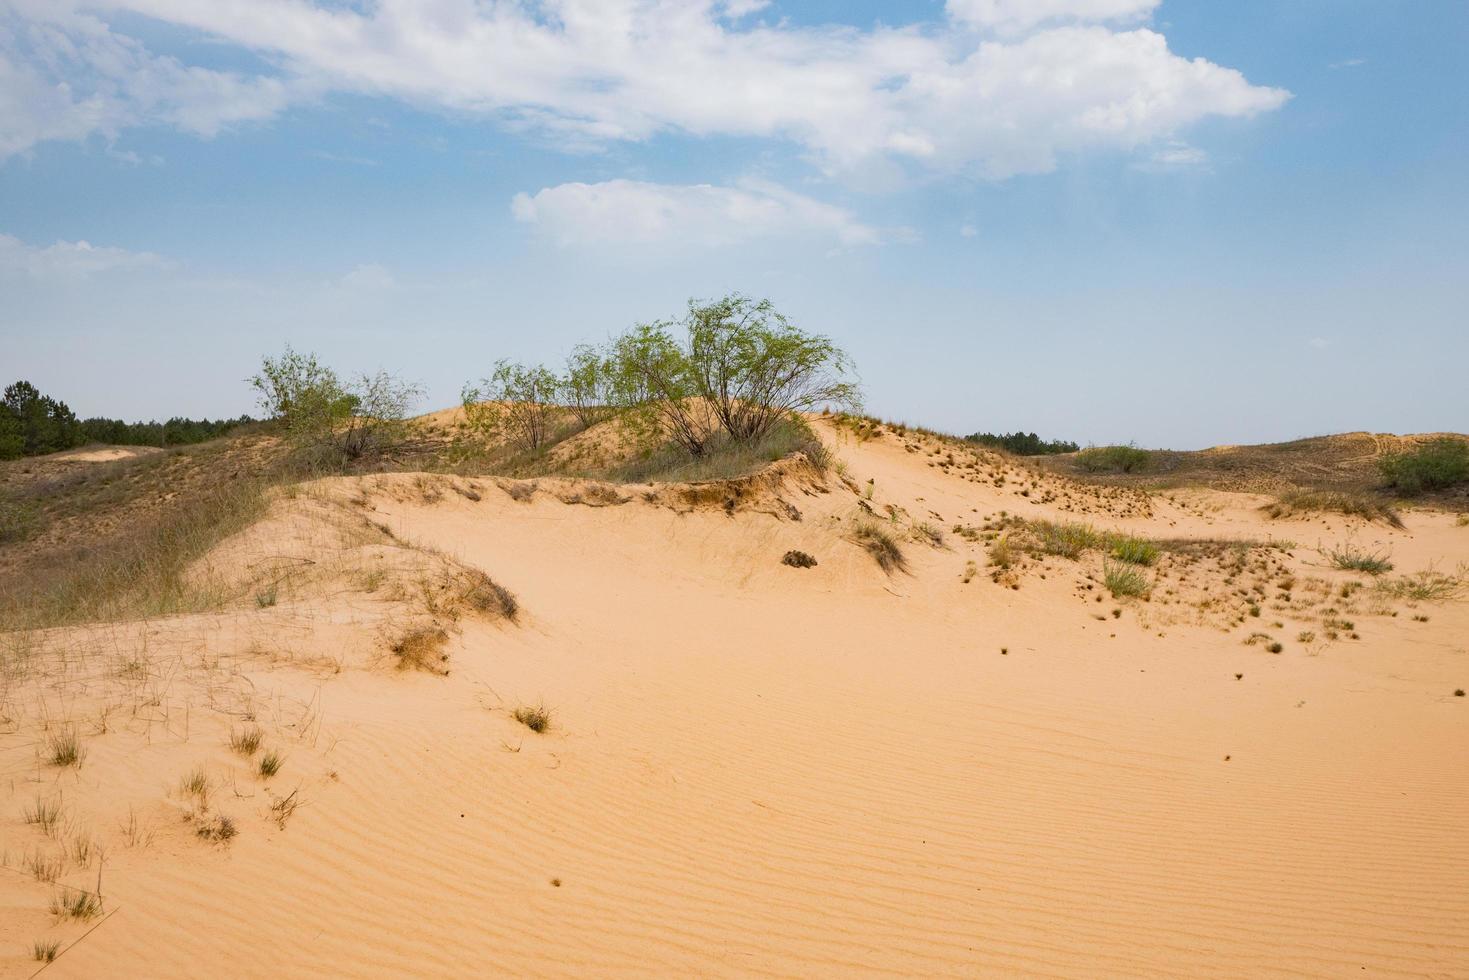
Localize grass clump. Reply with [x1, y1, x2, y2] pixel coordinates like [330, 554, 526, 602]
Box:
[461, 570, 519, 621]
[1103, 561, 1150, 598]
[851, 522, 907, 573]
[257, 751, 284, 779]
[46, 729, 85, 769]
[1075, 444, 1152, 474]
[781, 550, 818, 568]
[1109, 535, 1159, 566]
[1325, 542, 1393, 575]
[23, 796, 62, 834]
[254, 585, 278, 608]
[229, 725, 263, 756]
[32, 940, 60, 963]
[513, 703, 552, 733]
[50, 887, 103, 920]
[1378, 438, 1469, 494]
[1261, 489, 1403, 528]
[195, 813, 238, 842]
[1032, 520, 1104, 559]
[391, 627, 450, 674]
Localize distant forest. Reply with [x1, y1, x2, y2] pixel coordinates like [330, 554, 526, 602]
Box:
[964, 431, 1079, 456]
[0, 380, 253, 460]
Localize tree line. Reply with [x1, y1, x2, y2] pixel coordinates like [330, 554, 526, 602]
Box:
[0, 380, 253, 460]
[964, 431, 1079, 456]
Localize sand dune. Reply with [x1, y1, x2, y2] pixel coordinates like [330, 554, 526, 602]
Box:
[2, 419, 1467, 976]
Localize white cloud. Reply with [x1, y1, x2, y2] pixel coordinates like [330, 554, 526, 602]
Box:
[0, 0, 1288, 180]
[1133, 139, 1210, 172]
[0, 2, 295, 160]
[1329, 58, 1367, 70]
[511, 178, 880, 248]
[0, 232, 171, 277]
[947, 0, 1159, 32]
[959, 223, 978, 238]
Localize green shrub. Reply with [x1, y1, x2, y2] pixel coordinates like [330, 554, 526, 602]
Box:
[1075, 444, 1152, 474]
[1032, 520, 1104, 559]
[1325, 542, 1393, 575]
[1378, 438, 1469, 494]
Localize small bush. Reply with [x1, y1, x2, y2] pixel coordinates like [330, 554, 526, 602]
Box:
[1075, 444, 1151, 474]
[462, 572, 518, 621]
[514, 703, 552, 733]
[1379, 438, 1469, 494]
[392, 627, 450, 674]
[851, 522, 906, 573]
[781, 550, 818, 568]
[1103, 561, 1150, 598]
[1325, 542, 1393, 575]
[1109, 536, 1158, 566]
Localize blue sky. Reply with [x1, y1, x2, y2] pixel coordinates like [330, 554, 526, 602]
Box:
[1, 0, 1465, 448]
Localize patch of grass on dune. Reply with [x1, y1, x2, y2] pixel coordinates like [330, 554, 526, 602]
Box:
[1261, 489, 1403, 528]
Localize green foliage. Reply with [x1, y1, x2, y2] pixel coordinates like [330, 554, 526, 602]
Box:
[965, 431, 1079, 456]
[562, 344, 615, 430]
[1378, 438, 1469, 494]
[1031, 520, 1104, 559]
[251, 347, 421, 459]
[2, 380, 84, 458]
[1075, 444, 1152, 473]
[462, 359, 563, 452]
[1325, 542, 1393, 575]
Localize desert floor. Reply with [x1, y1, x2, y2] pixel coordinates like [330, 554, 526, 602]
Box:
[3, 419, 1466, 977]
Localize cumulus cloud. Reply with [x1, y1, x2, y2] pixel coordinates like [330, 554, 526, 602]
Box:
[511, 179, 880, 248]
[0, 2, 295, 160]
[0, 232, 171, 277]
[0, 0, 1288, 179]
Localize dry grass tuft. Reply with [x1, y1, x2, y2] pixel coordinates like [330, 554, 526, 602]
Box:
[851, 522, 907, 573]
[194, 813, 238, 843]
[32, 940, 60, 963]
[1375, 567, 1465, 602]
[45, 728, 85, 769]
[391, 627, 450, 674]
[1325, 542, 1393, 575]
[50, 887, 103, 920]
[1261, 489, 1403, 528]
[513, 702, 552, 733]
[229, 725, 263, 756]
[257, 750, 284, 779]
[1103, 561, 1151, 598]
[461, 569, 519, 621]
[781, 550, 818, 568]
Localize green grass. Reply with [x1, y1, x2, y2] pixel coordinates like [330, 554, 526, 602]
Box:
[1325, 542, 1394, 575]
[1109, 535, 1159, 566]
[258, 750, 284, 779]
[1075, 444, 1152, 474]
[1103, 561, 1150, 598]
[1379, 437, 1469, 494]
[1031, 520, 1104, 559]
[229, 726, 262, 756]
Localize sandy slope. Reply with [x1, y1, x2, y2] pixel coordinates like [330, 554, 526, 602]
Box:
[3, 421, 1467, 977]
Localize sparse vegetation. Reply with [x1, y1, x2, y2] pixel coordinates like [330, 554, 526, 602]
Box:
[851, 522, 907, 573]
[251, 346, 422, 460]
[1325, 542, 1394, 575]
[195, 813, 238, 842]
[514, 703, 552, 733]
[1075, 444, 1152, 474]
[32, 939, 60, 963]
[1261, 489, 1403, 528]
[781, 550, 818, 568]
[1103, 561, 1150, 598]
[24, 796, 63, 834]
[1378, 438, 1469, 494]
[258, 751, 284, 779]
[1374, 568, 1465, 602]
[391, 627, 451, 674]
[255, 585, 278, 608]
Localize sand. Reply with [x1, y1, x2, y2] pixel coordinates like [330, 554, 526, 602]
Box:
[2, 419, 1466, 977]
